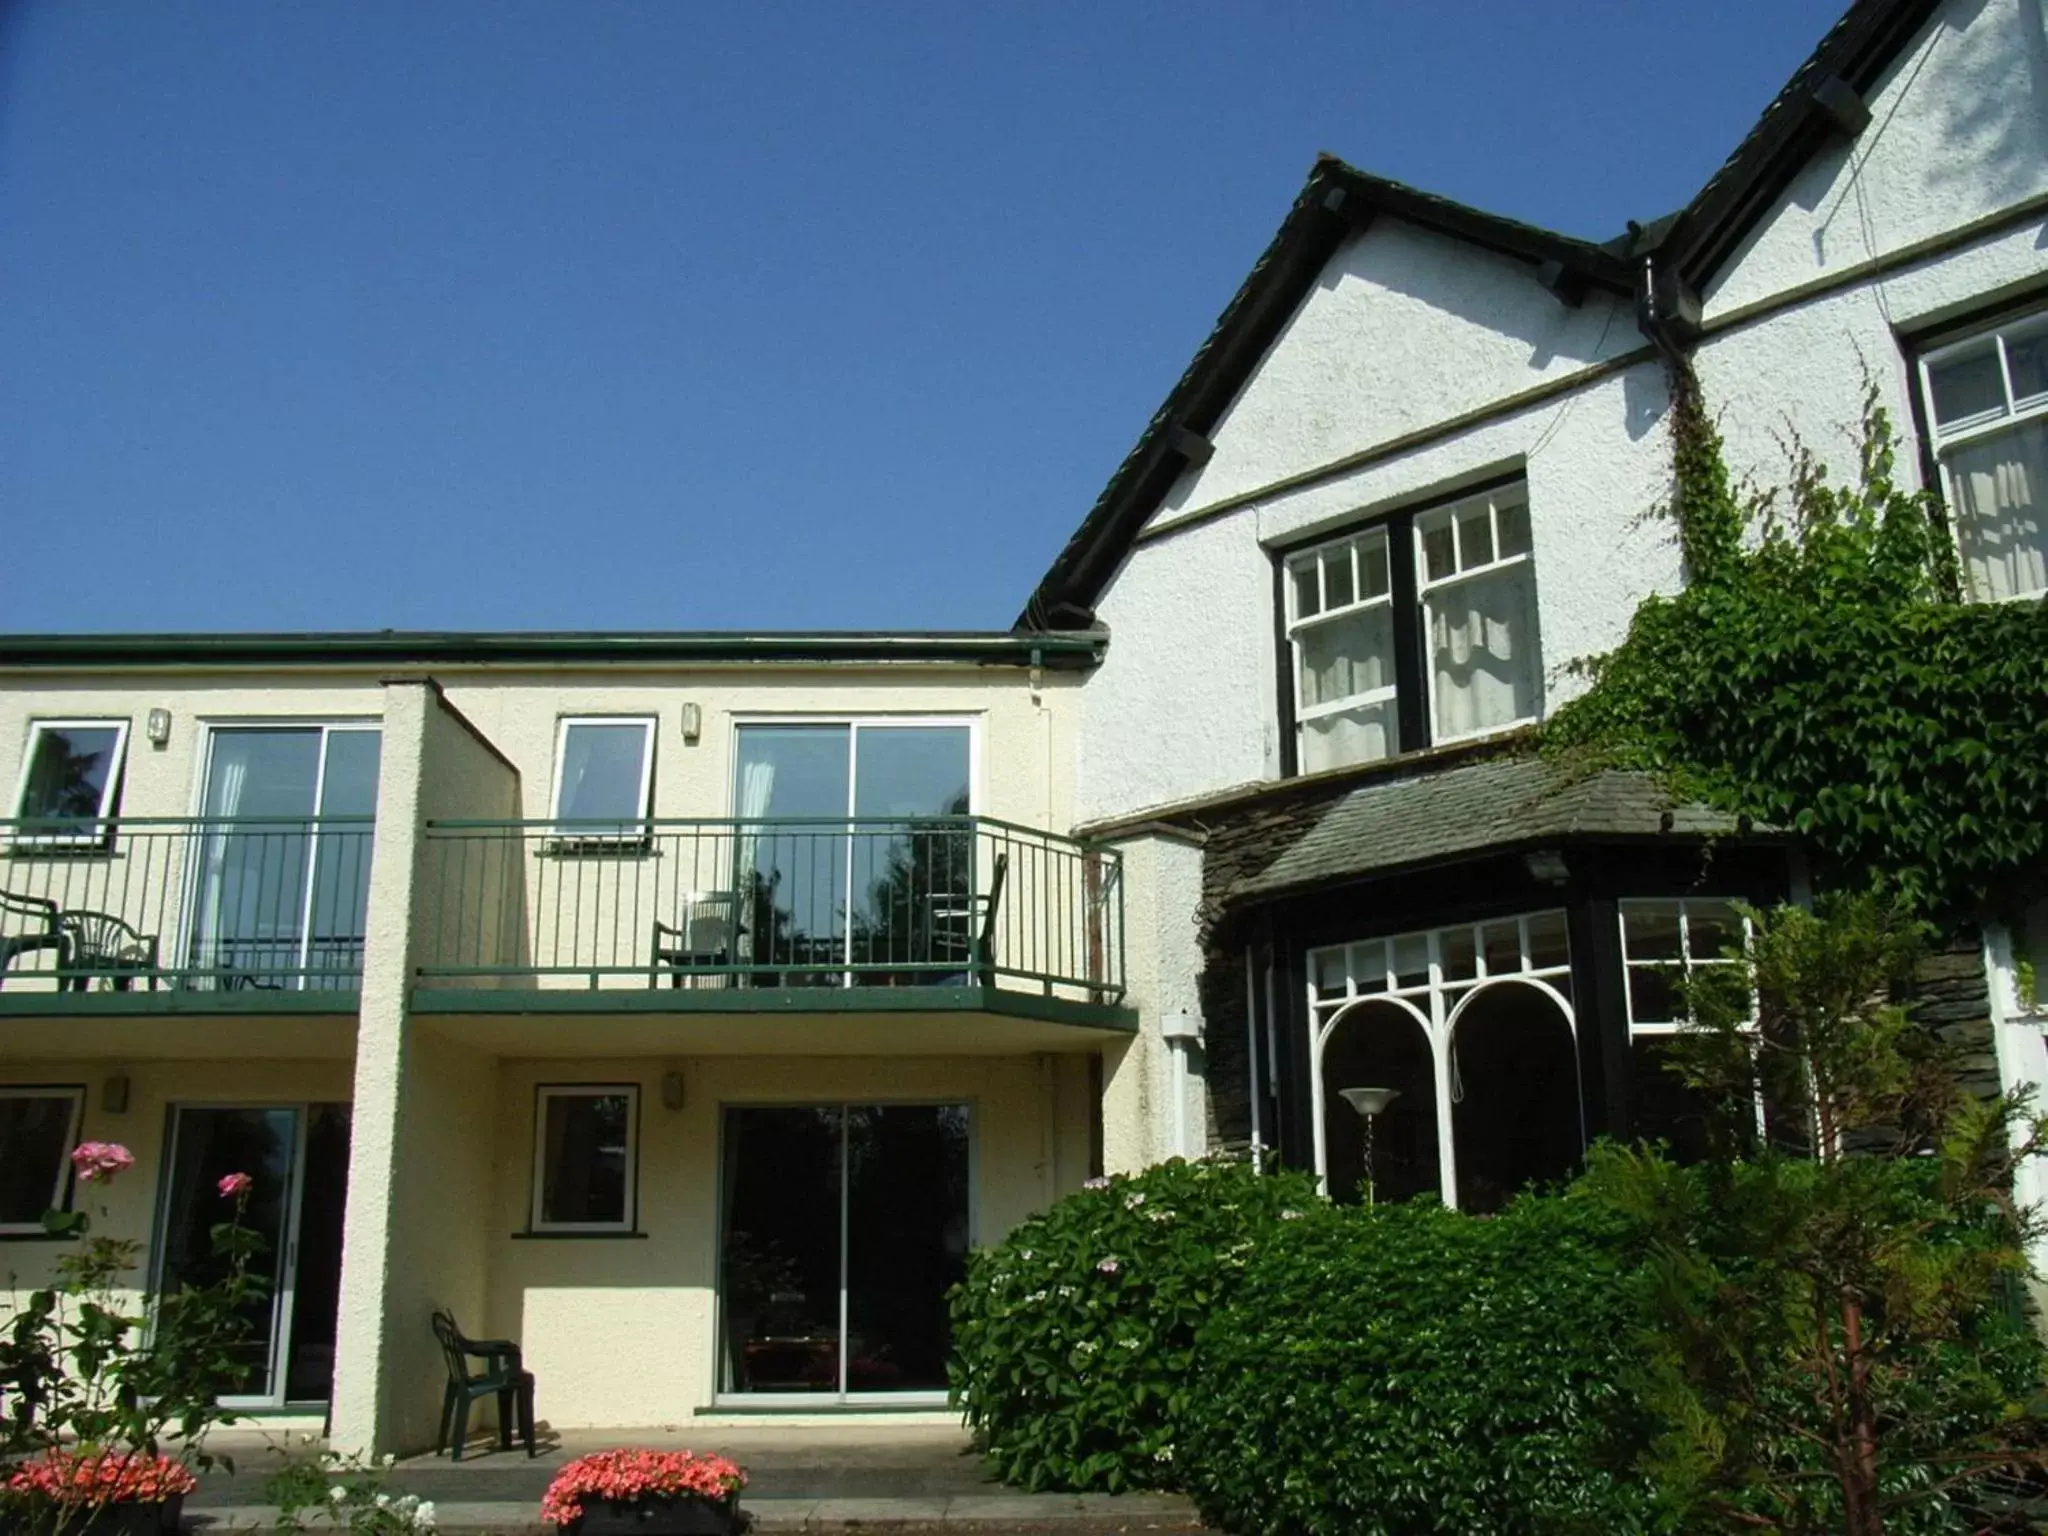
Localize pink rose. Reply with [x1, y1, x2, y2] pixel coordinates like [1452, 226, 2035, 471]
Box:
[70, 1142, 135, 1184]
[217, 1172, 254, 1200]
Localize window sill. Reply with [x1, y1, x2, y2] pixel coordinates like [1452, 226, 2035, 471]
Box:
[0, 1229, 81, 1243]
[510, 1229, 648, 1240]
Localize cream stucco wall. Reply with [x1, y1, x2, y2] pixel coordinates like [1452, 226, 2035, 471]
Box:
[478, 1052, 1090, 1428]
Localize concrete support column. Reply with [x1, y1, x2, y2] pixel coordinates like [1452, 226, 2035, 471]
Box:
[1982, 925, 2048, 1299]
[329, 680, 433, 1454]
[1100, 830, 1207, 1174]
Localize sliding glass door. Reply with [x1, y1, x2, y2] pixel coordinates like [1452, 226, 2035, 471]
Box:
[718, 1104, 970, 1401]
[732, 722, 972, 986]
[153, 1103, 351, 1406]
[187, 726, 379, 988]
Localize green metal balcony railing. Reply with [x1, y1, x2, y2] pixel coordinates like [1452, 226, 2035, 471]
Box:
[0, 816, 377, 994]
[415, 816, 1125, 1002]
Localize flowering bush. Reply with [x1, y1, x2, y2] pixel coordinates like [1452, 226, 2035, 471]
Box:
[267, 1446, 436, 1534]
[0, 1144, 267, 1525]
[947, 1155, 1321, 1493]
[6, 1450, 199, 1506]
[539, 1449, 747, 1526]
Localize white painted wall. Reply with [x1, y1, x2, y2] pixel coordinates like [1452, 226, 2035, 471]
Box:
[1703, 0, 2048, 321]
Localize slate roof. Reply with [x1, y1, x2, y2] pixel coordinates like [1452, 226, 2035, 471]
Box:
[1227, 756, 1766, 902]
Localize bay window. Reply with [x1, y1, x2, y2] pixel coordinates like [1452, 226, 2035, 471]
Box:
[1917, 308, 2048, 602]
[1282, 480, 1542, 773]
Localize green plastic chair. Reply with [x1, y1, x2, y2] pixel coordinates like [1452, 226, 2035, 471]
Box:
[431, 1310, 536, 1460]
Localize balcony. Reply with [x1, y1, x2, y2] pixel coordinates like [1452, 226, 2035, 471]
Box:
[0, 816, 376, 1008]
[412, 816, 1131, 1032]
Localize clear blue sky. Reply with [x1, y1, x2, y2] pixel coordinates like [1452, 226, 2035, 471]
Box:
[0, 0, 1845, 634]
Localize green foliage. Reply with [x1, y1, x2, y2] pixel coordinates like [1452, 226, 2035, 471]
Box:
[268, 1447, 438, 1534]
[946, 1156, 1322, 1492]
[1587, 897, 2048, 1535]
[1546, 379, 2048, 924]
[0, 1163, 266, 1515]
[1178, 1191, 1670, 1536]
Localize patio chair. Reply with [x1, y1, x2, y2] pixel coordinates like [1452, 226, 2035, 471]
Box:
[651, 890, 741, 989]
[431, 1310, 536, 1461]
[0, 888, 66, 989]
[56, 910, 160, 991]
[930, 852, 1008, 987]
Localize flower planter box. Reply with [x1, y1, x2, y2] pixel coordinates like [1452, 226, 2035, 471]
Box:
[60, 1495, 187, 1536]
[569, 1493, 740, 1536]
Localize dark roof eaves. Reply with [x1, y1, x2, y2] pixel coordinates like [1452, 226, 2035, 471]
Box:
[0, 629, 1108, 671]
[1665, 0, 1944, 290]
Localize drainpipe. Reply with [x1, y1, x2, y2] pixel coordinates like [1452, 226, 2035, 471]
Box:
[1161, 1008, 1205, 1159]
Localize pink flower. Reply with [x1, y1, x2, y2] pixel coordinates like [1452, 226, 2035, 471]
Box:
[8, 1450, 197, 1505]
[539, 1449, 746, 1526]
[70, 1142, 135, 1184]
[217, 1172, 254, 1199]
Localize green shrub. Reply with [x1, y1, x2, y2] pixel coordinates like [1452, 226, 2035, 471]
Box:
[947, 1155, 1322, 1492]
[1180, 1190, 1668, 1536]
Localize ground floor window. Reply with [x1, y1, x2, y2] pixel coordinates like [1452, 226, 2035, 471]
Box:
[1308, 911, 1580, 1212]
[0, 1086, 84, 1233]
[154, 1102, 350, 1405]
[718, 1103, 970, 1400]
[531, 1086, 638, 1233]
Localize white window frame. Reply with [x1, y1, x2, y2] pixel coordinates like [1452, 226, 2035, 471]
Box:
[0, 1086, 86, 1235]
[529, 1084, 640, 1235]
[1305, 909, 1576, 1210]
[9, 719, 131, 847]
[1618, 898, 1755, 1036]
[1917, 307, 2048, 602]
[1284, 527, 1399, 768]
[548, 716, 658, 828]
[1414, 486, 1541, 747]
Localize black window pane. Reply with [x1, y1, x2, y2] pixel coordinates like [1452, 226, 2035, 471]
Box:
[1628, 964, 1680, 1026]
[541, 1093, 632, 1225]
[0, 1095, 77, 1226]
[1631, 1041, 1714, 1163]
[720, 1107, 844, 1393]
[19, 727, 122, 821]
[2008, 328, 2048, 402]
[1928, 345, 2006, 426]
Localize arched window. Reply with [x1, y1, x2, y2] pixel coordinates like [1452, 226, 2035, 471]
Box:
[1309, 910, 1580, 1209]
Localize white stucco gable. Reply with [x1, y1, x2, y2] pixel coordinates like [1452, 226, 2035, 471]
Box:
[1147, 218, 1642, 532]
[1705, 0, 2048, 319]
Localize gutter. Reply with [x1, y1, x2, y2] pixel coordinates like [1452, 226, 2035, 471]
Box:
[0, 629, 1108, 673]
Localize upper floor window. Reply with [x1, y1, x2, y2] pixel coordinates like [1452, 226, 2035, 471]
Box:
[552, 718, 656, 827]
[11, 720, 129, 843]
[1282, 481, 1541, 774]
[1917, 309, 2048, 601]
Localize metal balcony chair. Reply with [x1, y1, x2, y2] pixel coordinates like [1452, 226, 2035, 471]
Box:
[0, 889, 66, 989]
[431, 1310, 536, 1461]
[56, 910, 160, 991]
[652, 891, 741, 989]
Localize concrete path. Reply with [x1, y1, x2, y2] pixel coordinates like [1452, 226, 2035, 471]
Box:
[182, 1424, 1214, 1533]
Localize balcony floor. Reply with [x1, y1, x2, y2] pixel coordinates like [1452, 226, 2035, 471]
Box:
[413, 983, 1132, 1056]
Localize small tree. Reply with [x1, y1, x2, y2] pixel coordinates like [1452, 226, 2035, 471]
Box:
[1590, 895, 2048, 1535]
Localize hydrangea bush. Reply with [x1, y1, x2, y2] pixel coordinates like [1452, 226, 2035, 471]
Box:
[946, 1155, 1321, 1492]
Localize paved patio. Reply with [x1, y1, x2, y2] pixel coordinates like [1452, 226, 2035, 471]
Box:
[183, 1424, 1213, 1533]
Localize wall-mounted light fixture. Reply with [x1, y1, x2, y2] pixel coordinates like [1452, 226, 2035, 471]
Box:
[679, 703, 702, 745]
[102, 1072, 131, 1115]
[1523, 849, 1570, 885]
[661, 1069, 686, 1111]
[145, 709, 172, 748]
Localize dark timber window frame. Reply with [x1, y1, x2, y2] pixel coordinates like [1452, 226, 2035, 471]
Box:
[1273, 472, 1532, 778]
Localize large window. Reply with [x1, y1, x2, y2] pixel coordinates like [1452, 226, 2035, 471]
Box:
[10, 721, 129, 843]
[1283, 481, 1541, 773]
[0, 1087, 84, 1234]
[1620, 899, 1756, 1160]
[1917, 308, 2048, 601]
[530, 1086, 639, 1234]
